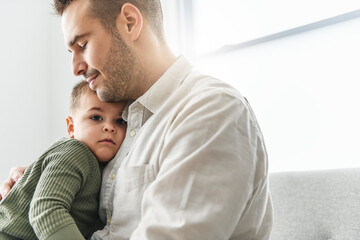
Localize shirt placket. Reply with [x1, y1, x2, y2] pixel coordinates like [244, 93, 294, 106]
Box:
[106, 102, 145, 226]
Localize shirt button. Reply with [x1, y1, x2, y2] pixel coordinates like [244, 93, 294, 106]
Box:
[130, 129, 136, 137]
[111, 173, 116, 180]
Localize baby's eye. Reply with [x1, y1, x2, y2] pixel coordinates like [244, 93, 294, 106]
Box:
[115, 118, 127, 126]
[91, 115, 103, 121]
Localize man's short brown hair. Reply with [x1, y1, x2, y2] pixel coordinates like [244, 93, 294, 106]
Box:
[53, 0, 164, 41]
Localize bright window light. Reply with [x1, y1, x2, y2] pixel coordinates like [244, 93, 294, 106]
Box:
[192, 0, 360, 54]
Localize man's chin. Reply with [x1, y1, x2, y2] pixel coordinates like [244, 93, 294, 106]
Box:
[97, 91, 115, 103]
[96, 91, 106, 102]
[89, 85, 96, 91]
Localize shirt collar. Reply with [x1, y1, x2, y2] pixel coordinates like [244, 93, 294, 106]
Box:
[137, 55, 193, 114]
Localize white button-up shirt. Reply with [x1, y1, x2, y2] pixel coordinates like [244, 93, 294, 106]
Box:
[92, 56, 273, 240]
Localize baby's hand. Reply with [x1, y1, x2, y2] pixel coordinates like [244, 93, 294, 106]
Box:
[0, 166, 27, 200]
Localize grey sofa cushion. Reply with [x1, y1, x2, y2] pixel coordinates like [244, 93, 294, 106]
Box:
[269, 168, 360, 240]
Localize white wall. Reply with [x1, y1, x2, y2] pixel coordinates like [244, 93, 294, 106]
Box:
[0, 1, 74, 182]
[48, 14, 79, 143]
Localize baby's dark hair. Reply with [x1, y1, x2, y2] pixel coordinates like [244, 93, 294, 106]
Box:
[69, 81, 95, 113]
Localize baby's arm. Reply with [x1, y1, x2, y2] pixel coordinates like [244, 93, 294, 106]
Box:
[29, 141, 98, 240]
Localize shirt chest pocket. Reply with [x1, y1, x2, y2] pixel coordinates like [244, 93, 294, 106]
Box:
[121, 164, 156, 192]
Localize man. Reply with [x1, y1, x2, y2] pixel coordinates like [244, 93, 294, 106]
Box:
[1, 0, 273, 239]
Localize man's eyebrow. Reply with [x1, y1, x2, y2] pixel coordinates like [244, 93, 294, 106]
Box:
[68, 33, 88, 47]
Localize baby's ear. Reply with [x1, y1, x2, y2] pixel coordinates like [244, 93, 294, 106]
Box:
[66, 116, 75, 138]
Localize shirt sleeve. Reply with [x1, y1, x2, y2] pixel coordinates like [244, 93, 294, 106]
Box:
[130, 91, 270, 239]
[29, 141, 93, 240]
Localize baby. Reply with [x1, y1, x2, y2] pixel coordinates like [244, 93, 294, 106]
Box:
[0, 81, 127, 240]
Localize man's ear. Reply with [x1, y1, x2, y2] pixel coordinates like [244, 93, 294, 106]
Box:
[117, 3, 143, 41]
[66, 116, 75, 138]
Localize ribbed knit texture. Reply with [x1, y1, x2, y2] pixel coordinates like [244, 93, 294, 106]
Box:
[0, 138, 101, 240]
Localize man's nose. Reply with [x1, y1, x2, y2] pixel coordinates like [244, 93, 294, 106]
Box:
[72, 53, 87, 76]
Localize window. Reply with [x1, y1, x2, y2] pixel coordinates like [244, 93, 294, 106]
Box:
[162, 0, 360, 172]
[168, 0, 360, 56]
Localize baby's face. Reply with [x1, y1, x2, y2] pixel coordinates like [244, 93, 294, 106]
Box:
[69, 92, 127, 162]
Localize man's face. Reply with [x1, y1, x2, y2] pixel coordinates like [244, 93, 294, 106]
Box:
[61, 0, 138, 102]
[70, 91, 127, 163]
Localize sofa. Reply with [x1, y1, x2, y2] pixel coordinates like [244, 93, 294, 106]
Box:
[269, 168, 360, 240]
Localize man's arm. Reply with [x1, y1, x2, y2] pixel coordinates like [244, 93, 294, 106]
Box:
[0, 166, 27, 200]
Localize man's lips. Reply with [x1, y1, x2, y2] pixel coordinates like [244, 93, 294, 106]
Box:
[86, 74, 98, 84]
[99, 138, 115, 145]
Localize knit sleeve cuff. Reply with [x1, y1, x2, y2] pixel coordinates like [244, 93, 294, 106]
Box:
[45, 224, 84, 240]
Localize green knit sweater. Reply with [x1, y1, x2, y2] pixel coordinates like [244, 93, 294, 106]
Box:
[0, 138, 102, 240]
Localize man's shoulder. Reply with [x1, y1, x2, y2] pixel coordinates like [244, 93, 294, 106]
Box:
[180, 72, 246, 107]
[185, 72, 242, 98]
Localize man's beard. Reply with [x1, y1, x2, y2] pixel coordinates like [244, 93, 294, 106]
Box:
[99, 33, 137, 103]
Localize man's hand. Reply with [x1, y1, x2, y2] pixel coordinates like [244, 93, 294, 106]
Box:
[0, 166, 27, 200]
